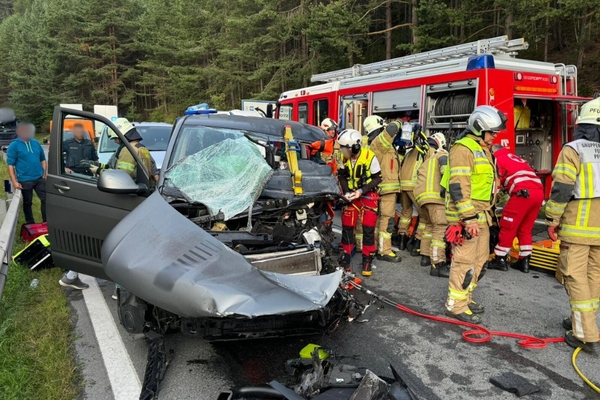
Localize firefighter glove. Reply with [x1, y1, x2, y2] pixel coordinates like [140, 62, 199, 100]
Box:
[547, 225, 558, 242]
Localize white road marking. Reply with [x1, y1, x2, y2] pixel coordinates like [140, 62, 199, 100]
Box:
[332, 227, 342, 234]
[79, 275, 141, 399]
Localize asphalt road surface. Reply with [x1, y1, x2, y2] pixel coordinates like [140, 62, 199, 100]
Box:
[65, 223, 599, 400]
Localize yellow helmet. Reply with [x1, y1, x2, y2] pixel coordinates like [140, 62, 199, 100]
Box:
[363, 115, 385, 134]
[576, 98, 600, 126]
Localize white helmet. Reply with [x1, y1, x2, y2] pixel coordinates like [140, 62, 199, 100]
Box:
[363, 115, 385, 134]
[108, 118, 134, 139]
[429, 132, 447, 150]
[576, 98, 600, 126]
[467, 106, 507, 136]
[320, 118, 338, 132]
[337, 129, 362, 155]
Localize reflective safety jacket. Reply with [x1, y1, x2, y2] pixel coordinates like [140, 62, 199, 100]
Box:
[415, 147, 448, 206]
[108, 141, 156, 186]
[309, 138, 341, 174]
[399, 148, 423, 192]
[441, 134, 496, 225]
[341, 148, 377, 191]
[494, 147, 542, 195]
[546, 139, 600, 245]
[368, 129, 401, 195]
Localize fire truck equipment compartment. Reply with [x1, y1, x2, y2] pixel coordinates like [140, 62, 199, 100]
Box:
[102, 191, 343, 318]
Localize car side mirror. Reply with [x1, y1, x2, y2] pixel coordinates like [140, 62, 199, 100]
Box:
[43, 138, 48, 144]
[97, 169, 148, 195]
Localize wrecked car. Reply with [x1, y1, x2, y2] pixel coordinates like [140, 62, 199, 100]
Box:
[46, 107, 348, 341]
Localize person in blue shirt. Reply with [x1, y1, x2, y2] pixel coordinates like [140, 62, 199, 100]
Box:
[7, 122, 47, 224]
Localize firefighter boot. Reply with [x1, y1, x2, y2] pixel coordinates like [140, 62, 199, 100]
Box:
[489, 255, 508, 271]
[514, 255, 530, 273]
[445, 309, 482, 324]
[410, 239, 421, 257]
[340, 253, 352, 271]
[430, 261, 450, 278]
[420, 255, 431, 267]
[468, 301, 485, 314]
[361, 256, 374, 277]
[562, 317, 572, 331]
[392, 233, 400, 247]
[377, 251, 402, 263]
[565, 331, 597, 353]
[398, 234, 409, 251]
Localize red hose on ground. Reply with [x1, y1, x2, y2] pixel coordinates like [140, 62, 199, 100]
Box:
[349, 281, 565, 349]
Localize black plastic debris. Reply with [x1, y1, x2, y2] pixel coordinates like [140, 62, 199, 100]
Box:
[490, 372, 541, 397]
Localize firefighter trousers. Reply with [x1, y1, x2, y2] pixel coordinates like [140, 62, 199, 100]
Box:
[420, 204, 447, 264]
[446, 223, 490, 315]
[494, 189, 544, 258]
[341, 193, 379, 260]
[398, 191, 424, 239]
[558, 243, 600, 343]
[378, 193, 397, 255]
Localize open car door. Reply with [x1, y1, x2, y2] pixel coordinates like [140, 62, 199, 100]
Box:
[46, 107, 151, 280]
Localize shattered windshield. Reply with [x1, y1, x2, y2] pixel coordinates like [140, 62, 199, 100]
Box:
[164, 127, 273, 220]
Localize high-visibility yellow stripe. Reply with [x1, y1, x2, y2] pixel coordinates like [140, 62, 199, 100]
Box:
[432, 239, 446, 248]
[450, 167, 471, 177]
[560, 225, 600, 239]
[416, 193, 442, 202]
[570, 298, 599, 312]
[448, 287, 469, 300]
[546, 199, 567, 215]
[554, 164, 577, 181]
[467, 282, 477, 292]
[380, 133, 392, 149]
[116, 161, 135, 172]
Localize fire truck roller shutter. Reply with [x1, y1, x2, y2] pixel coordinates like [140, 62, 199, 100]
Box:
[372, 87, 422, 113]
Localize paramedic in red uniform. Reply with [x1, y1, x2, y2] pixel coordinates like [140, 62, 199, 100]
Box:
[336, 128, 382, 277]
[489, 145, 544, 273]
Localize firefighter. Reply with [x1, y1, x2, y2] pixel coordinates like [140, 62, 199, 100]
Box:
[397, 124, 428, 256]
[363, 116, 402, 262]
[90, 118, 156, 186]
[442, 106, 505, 323]
[308, 118, 340, 174]
[489, 145, 544, 273]
[546, 98, 600, 352]
[337, 129, 383, 276]
[415, 132, 449, 277]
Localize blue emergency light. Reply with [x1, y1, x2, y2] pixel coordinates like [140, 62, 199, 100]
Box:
[466, 55, 495, 71]
[185, 103, 218, 115]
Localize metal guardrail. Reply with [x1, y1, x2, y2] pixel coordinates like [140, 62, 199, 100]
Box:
[0, 189, 22, 301]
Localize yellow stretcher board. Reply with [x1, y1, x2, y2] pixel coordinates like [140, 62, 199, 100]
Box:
[509, 238, 560, 272]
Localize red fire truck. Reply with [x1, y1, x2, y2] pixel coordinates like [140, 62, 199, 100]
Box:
[276, 36, 590, 196]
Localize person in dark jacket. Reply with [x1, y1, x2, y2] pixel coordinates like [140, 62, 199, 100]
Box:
[63, 123, 98, 175]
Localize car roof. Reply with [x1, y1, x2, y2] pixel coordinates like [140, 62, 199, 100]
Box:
[132, 122, 172, 127]
[180, 114, 326, 142]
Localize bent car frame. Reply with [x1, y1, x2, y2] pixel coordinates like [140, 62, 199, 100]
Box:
[47, 106, 349, 341]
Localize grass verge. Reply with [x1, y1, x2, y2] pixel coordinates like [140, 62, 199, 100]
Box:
[0, 158, 79, 400]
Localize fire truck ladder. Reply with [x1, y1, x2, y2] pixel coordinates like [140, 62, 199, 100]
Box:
[311, 36, 529, 83]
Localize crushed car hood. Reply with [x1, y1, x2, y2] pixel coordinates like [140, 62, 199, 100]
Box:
[102, 191, 343, 318]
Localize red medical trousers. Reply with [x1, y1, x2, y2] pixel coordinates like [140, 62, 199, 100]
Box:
[494, 188, 544, 258]
[341, 193, 379, 258]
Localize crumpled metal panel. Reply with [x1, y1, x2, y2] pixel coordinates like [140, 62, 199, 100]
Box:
[102, 191, 342, 318]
